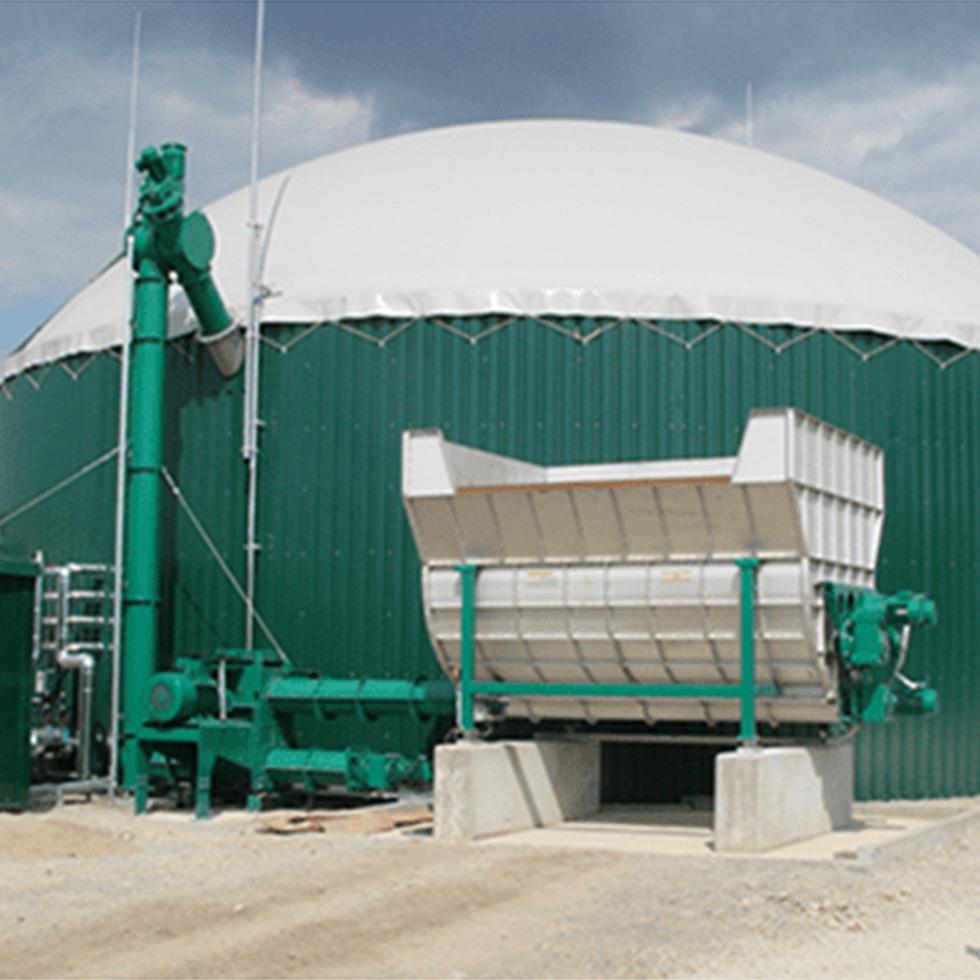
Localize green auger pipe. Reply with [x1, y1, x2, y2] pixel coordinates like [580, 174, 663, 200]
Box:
[122, 143, 235, 785]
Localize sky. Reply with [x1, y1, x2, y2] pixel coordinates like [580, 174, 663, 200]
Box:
[3, 0, 980, 356]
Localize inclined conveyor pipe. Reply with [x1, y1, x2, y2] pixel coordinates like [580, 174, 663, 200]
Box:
[263, 676, 455, 721]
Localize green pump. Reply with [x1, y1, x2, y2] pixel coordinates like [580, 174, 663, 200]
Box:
[121, 143, 237, 784]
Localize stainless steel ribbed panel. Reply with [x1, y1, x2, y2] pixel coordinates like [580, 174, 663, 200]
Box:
[405, 408, 883, 724]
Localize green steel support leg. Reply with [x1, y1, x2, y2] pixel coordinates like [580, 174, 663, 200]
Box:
[246, 772, 262, 813]
[133, 741, 150, 815]
[455, 564, 478, 737]
[736, 558, 761, 746]
[195, 742, 216, 820]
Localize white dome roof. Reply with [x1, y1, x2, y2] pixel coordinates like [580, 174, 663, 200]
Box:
[5, 118, 980, 381]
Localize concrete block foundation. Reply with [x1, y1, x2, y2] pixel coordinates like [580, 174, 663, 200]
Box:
[434, 739, 600, 841]
[714, 744, 854, 853]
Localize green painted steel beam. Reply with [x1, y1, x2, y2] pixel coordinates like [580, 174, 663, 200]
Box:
[466, 681, 778, 699]
[736, 557, 761, 745]
[455, 563, 477, 734]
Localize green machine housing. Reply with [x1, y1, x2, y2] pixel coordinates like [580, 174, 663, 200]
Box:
[825, 584, 938, 724]
[0, 557, 40, 808]
[136, 650, 452, 818]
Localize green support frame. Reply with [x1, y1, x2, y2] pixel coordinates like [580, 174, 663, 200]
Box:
[454, 559, 770, 744]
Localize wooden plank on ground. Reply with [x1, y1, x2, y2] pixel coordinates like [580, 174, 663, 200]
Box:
[257, 805, 432, 836]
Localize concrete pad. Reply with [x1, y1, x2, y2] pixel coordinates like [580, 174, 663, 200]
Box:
[434, 739, 600, 841]
[476, 800, 977, 863]
[714, 744, 853, 853]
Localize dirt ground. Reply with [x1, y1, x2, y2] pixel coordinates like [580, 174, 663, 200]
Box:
[1, 797, 978, 979]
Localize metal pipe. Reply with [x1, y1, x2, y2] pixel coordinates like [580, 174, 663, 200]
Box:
[242, 0, 267, 652]
[31, 560, 44, 667]
[217, 657, 228, 720]
[30, 777, 110, 803]
[73, 658, 95, 779]
[112, 11, 142, 792]
[55, 568, 96, 780]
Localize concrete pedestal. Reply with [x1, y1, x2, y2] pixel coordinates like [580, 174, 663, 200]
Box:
[714, 743, 854, 853]
[434, 740, 600, 841]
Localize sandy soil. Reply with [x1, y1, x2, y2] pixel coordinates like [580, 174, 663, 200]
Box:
[1, 798, 978, 979]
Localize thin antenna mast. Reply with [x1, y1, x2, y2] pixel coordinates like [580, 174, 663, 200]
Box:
[745, 81, 754, 147]
[110, 8, 142, 795]
[243, 0, 266, 650]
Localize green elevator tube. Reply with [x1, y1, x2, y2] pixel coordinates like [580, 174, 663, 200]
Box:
[122, 251, 168, 780]
[121, 144, 235, 787]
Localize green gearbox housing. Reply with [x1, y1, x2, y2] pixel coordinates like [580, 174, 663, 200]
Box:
[824, 584, 938, 726]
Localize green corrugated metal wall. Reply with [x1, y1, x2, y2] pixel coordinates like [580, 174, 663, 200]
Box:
[0, 318, 976, 799]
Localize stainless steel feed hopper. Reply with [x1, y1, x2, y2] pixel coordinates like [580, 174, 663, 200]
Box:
[403, 409, 936, 734]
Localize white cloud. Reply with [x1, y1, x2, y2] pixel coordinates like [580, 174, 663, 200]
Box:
[0, 39, 374, 304]
[0, 191, 109, 295]
[650, 61, 980, 252]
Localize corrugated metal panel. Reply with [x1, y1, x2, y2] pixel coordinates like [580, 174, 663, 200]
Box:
[0, 565, 39, 806]
[164, 343, 246, 659]
[0, 353, 118, 563]
[0, 320, 976, 800]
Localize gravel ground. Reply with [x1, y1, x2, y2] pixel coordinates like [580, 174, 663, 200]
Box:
[1, 798, 978, 979]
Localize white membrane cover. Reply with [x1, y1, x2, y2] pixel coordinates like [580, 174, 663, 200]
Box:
[6, 119, 980, 382]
